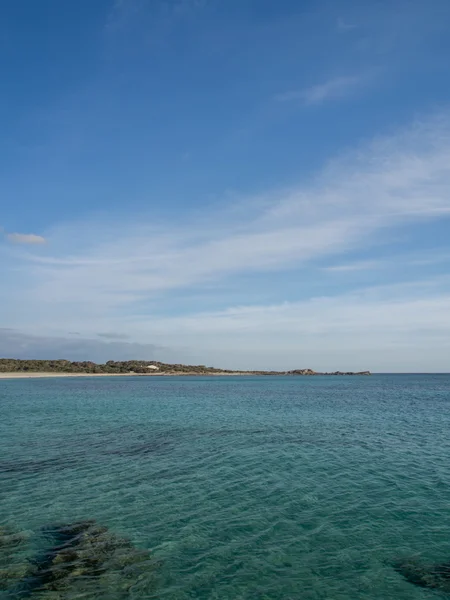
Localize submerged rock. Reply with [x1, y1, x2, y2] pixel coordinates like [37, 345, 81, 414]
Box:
[393, 558, 450, 592]
[0, 525, 33, 591]
[30, 520, 159, 598]
[0, 521, 159, 598]
[0, 525, 29, 548]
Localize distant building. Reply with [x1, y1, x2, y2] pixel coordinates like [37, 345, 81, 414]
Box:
[146, 365, 159, 370]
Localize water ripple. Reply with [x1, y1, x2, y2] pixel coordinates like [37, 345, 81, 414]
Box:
[1, 374, 450, 599]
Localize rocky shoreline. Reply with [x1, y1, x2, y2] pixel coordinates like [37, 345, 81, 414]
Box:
[286, 369, 371, 376]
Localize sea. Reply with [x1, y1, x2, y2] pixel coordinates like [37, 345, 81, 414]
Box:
[1, 374, 450, 599]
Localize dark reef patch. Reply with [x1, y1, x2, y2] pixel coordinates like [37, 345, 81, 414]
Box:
[393, 557, 450, 592]
[0, 521, 159, 598]
[0, 525, 32, 592]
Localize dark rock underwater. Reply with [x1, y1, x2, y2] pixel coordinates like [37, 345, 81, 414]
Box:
[0, 521, 159, 599]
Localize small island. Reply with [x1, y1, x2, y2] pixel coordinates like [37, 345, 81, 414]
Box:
[0, 359, 371, 377]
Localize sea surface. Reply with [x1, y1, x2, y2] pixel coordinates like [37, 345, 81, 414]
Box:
[1, 374, 450, 599]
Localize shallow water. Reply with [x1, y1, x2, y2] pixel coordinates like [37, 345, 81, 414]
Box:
[1, 374, 450, 599]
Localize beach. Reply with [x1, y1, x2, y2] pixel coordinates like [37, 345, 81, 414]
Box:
[0, 371, 251, 379]
[0, 372, 136, 379]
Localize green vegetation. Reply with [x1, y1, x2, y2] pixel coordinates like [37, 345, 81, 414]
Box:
[0, 358, 236, 374]
[0, 359, 370, 375]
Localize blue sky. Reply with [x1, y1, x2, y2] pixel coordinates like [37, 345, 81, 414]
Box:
[1, 0, 450, 371]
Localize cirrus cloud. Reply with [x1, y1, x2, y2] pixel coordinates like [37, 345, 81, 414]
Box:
[2, 111, 450, 370]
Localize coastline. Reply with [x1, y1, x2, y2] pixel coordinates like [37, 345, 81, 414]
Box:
[0, 362, 371, 379]
[0, 371, 254, 379]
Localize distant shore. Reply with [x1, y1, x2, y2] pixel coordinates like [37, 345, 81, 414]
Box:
[0, 370, 372, 379]
[0, 360, 371, 378]
[0, 371, 254, 379]
[1, 372, 127, 379]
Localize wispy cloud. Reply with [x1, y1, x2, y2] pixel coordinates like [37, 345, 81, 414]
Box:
[142, 277, 450, 338]
[9, 113, 450, 307]
[323, 260, 383, 272]
[2, 112, 450, 369]
[6, 232, 46, 245]
[324, 251, 450, 273]
[277, 75, 363, 105]
[138, 277, 450, 371]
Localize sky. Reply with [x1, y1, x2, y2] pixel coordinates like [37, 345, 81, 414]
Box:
[1, 0, 450, 371]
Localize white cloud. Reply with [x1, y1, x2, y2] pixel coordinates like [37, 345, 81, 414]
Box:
[147, 279, 450, 338]
[323, 260, 383, 272]
[2, 112, 450, 369]
[113, 277, 450, 371]
[6, 232, 47, 245]
[277, 75, 363, 105]
[12, 277, 446, 371]
[19, 113, 450, 311]
[324, 251, 450, 272]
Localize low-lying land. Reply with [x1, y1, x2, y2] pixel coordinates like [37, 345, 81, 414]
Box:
[0, 359, 371, 378]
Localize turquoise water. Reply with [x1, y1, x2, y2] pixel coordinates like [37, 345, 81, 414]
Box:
[1, 374, 450, 599]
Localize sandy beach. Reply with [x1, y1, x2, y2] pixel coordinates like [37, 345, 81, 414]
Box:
[0, 372, 137, 379]
[0, 371, 253, 379]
